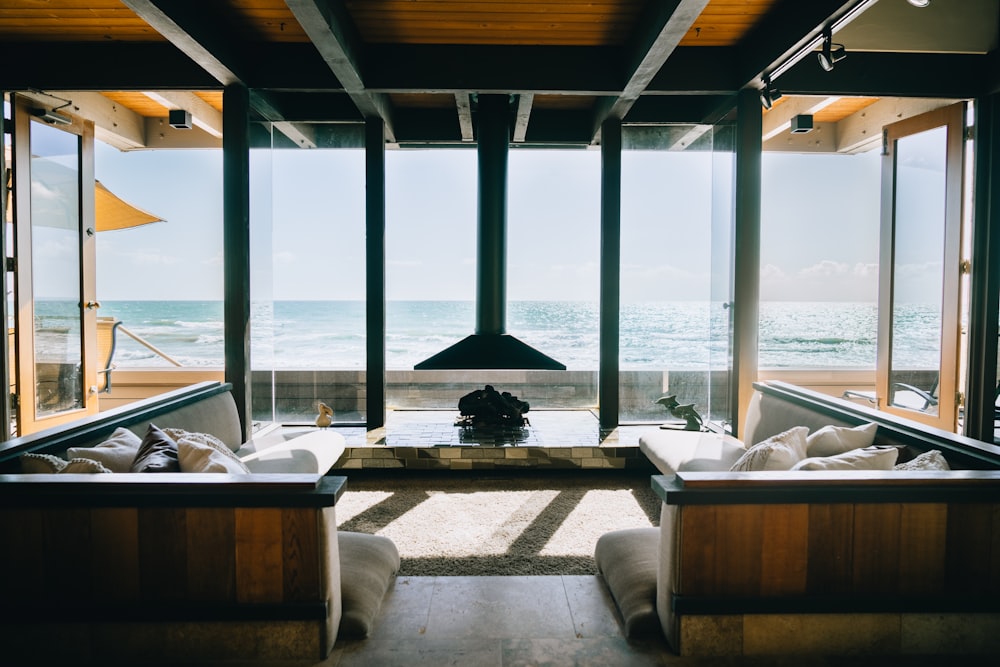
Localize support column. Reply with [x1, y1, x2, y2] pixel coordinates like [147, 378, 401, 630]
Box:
[366, 120, 386, 429]
[965, 94, 1000, 441]
[730, 89, 761, 438]
[223, 84, 252, 440]
[599, 118, 622, 429]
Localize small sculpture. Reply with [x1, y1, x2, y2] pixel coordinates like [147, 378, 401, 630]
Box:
[316, 402, 333, 428]
[654, 394, 704, 431]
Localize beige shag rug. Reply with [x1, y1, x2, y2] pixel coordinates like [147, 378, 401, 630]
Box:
[335, 472, 660, 576]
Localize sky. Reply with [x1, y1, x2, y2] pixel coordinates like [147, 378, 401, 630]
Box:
[92, 137, 899, 303]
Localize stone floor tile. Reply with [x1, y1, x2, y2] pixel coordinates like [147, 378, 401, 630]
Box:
[423, 575, 576, 640]
[336, 637, 502, 667]
[366, 575, 437, 640]
[501, 637, 669, 667]
[560, 574, 626, 638]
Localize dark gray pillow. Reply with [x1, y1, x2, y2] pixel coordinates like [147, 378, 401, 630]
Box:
[130, 424, 180, 473]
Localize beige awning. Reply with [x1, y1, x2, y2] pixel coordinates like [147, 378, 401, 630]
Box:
[94, 179, 164, 232]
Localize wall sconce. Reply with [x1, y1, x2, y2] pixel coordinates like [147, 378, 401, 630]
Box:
[168, 109, 192, 129]
[760, 75, 781, 110]
[817, 28, 847, 72]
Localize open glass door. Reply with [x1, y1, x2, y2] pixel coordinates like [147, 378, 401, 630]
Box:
[707, 121, 736, 431]
[876, 103, 965, 430]
[11, 95, 99, 434]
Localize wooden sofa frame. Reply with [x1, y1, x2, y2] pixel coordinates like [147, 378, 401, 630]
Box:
[653, 381, 1000, 657]
[0, 382, 349, 663]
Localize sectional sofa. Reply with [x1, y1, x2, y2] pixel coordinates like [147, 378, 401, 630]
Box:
[598, 381, 1000, 657]
[0, 381, 398, 664]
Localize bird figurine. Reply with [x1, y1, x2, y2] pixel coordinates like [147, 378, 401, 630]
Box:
[654, 394, 704, 431]
[316, 402, 334, 428]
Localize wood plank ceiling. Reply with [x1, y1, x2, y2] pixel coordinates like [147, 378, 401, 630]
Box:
[0, 0, 993, 149]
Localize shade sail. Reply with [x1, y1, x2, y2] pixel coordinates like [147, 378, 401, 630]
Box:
[94, 179, 164, 232]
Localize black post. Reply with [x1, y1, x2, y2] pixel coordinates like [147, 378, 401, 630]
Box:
[730, 89, 761, 439]
[965, 94, 1000, 441]
[223, 84, 252, 440]
[476, 94, 509, 336]
[366, 119, 386, 429]
[600, 118, 622, 429]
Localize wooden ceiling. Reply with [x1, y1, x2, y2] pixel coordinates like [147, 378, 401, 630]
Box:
[0, 0, 994, 150]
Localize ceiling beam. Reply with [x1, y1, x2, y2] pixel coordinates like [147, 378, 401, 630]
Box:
[143, 91, 223, 138]
[247, 90, 320, 148]
[835, 97, 950, 153]
[513, 94, 533, 143]
[119, 0, 248, 86]
[285, 0, 396, 142]
[590, 0, 711, 141]
[21, 90, 147, 150]
[455, 93, 474, 142]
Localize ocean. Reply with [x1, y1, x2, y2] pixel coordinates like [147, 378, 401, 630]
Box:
[81, 300, 943, 372]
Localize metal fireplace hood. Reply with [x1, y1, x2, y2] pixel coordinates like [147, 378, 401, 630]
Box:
[415, 95, 565, 371]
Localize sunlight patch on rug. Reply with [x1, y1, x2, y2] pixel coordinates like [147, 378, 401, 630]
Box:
[539, 489, 654, 556]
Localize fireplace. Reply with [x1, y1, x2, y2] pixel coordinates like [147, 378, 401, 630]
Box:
[415, 95, 565, 371]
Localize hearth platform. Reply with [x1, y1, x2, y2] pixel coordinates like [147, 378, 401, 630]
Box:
[293, 410, 655, 472]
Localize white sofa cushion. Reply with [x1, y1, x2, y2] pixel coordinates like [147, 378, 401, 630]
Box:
[791, 445, 899, 471]
[178, 436, 251, 474]
[638, 430, 746, 475]
[239, 430, 347, 474]
[805, 422, 878, 457]
[730, 426, 809, 472]
[895, 449, 950, 471]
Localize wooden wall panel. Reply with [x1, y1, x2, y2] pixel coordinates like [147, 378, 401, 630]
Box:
[806, 504, 854, 594]
[138, 508, 188, 601]
[282, 508, 321, 602]
[90, 508, 140, 601]
[235, 508, 284, 603]
[945, 503, 995, 593]
[759, 504, 809, 595]
[897, 503, 947, 594]
[186, 508, 236, 602]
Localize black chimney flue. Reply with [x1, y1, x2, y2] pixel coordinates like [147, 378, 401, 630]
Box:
[414, 95, 565, 371]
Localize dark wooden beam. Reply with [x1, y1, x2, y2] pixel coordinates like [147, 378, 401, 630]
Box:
[285, 0, 396, 142]
[365, 45, 622, 95]
[590, 0, 712, 140]
[777, 52, 989, 98]
[646, 47, 740, 95]
[0, 43, 219, 90]
[625, 95, 736, 125]
[120, 0, 249, 85]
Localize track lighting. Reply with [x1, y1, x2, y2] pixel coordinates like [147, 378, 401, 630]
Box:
[759, 75, 781, 110]
[817, 28, 847, 72]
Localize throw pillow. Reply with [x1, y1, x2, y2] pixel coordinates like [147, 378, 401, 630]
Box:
[61, 458, 113, 474]
[894, 449, 950, 471]
[805, 422, 878, 458]
[130, 424, 180, 473]
[791, 445, 899, 471]
[19, 452, 68, 473]
[163, 428, 232, 453]
[729, 426, 809, 472]
[177, 436, 250, 474]
[66, 427, 143, 473]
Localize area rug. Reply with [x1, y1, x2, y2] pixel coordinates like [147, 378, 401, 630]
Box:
[335, 472, 660, 576]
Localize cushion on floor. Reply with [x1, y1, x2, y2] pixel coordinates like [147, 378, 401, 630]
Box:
[594, 527, 660, 637]
[338, 531, 400, 639]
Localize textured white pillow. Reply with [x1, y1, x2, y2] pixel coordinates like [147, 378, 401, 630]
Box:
[729, 426, 809, 472]
[895, 449, 950, 471]
[164, 428, 232, 453]
[65, 427, 143, 473]
[177, 436, 250, 473]
[792, 445, 898, 471]
[19, 452, 68, 473]
[805, 422, 878, 457]
[61, 458, 113, 474]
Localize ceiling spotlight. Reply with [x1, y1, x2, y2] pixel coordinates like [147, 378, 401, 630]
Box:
[907, 0, 930, 7]
[790, 114, 814, 134]
[759, 75, 781, 110]
[817, 28, 847, 72]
